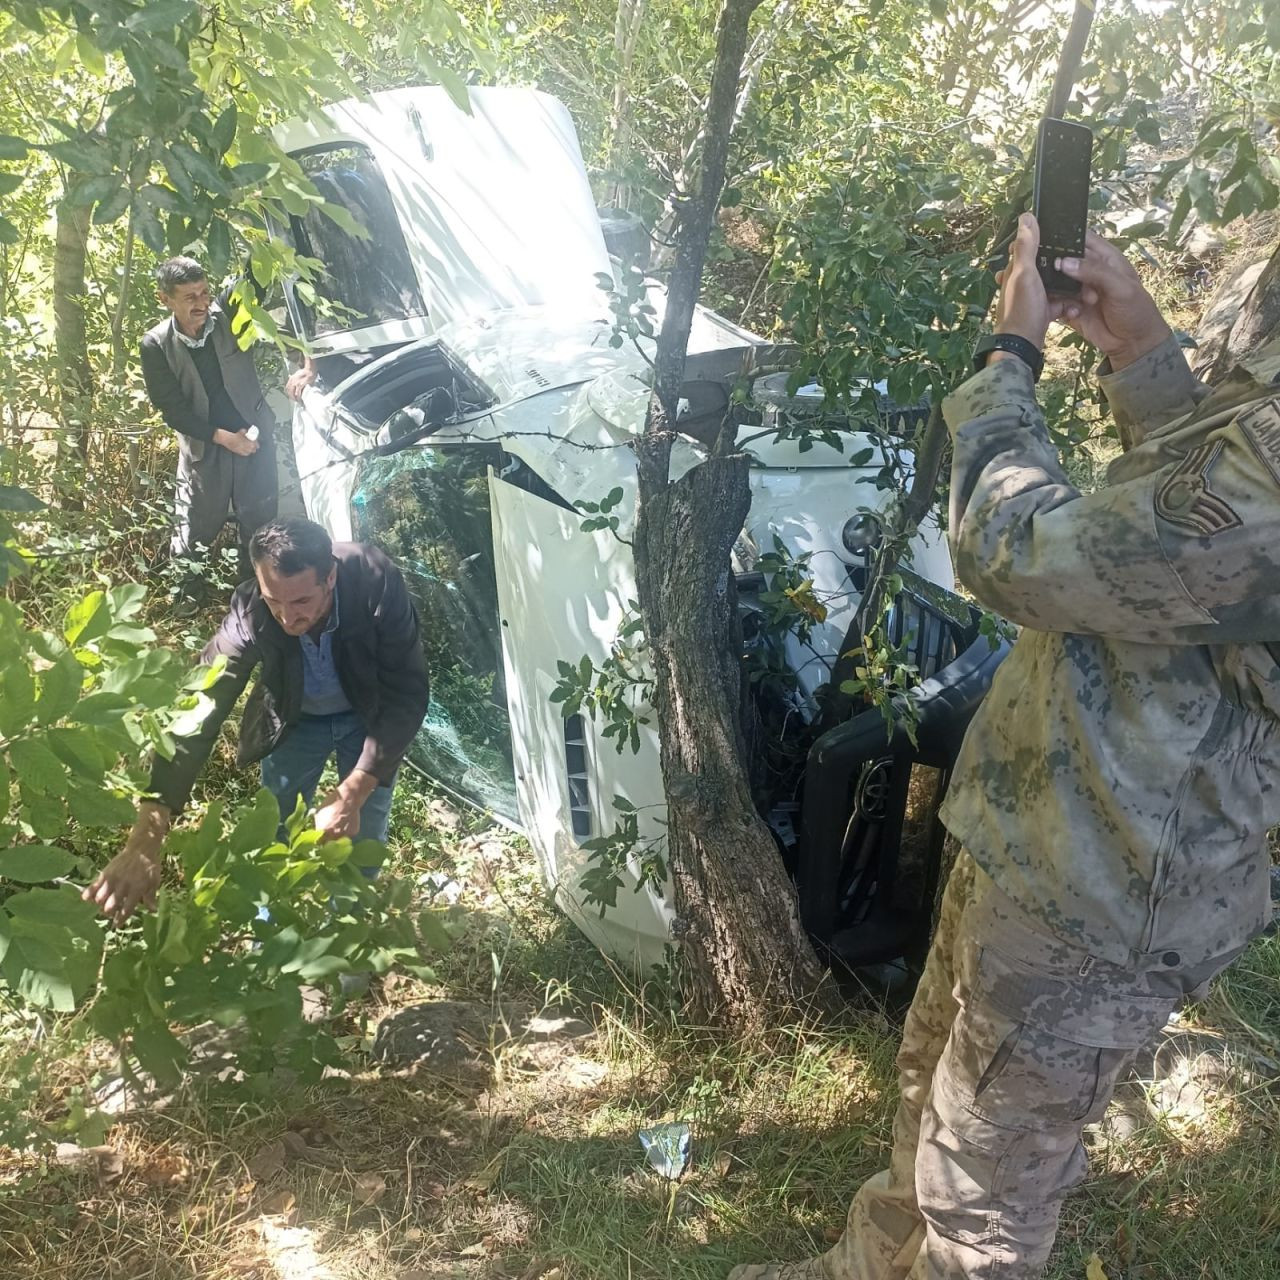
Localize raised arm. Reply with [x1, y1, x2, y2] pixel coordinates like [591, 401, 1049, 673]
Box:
[947, 215, 1280, 643]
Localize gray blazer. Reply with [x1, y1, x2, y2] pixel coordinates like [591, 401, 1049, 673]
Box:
[139, 303, 272, 463]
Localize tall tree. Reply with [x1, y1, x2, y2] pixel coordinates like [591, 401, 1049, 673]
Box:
[632, 0, 827, 1026]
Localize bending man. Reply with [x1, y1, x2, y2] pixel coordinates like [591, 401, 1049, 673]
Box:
[86, 518, 430, 921]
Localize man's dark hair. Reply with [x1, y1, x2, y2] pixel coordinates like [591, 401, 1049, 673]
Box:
[249, 518, 334, 579]
[155, 256, 207, 294]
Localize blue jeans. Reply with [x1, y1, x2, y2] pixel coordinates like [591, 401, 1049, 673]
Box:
[260, 711, 396, 859]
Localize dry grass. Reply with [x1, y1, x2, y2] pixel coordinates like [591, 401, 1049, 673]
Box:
[4, 790, 1280, 1280]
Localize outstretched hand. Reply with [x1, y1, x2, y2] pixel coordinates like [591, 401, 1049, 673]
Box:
[83, 803, 170, 923]
[83, 847, 162, 922]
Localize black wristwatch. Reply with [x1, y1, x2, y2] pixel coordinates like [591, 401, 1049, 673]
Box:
[973, 332, 1044, 382]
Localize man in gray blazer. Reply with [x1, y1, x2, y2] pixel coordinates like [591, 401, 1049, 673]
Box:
[140, 256, 287, 604]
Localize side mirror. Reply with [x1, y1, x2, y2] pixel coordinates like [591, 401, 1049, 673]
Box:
[596, 207, 650, 269]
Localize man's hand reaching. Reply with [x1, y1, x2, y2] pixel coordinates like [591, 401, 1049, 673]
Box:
[285, 356, 317, 403]
[1055, 231, 1173, 371]
[315, 769, 378, 842]
[84, 803, 171, 922]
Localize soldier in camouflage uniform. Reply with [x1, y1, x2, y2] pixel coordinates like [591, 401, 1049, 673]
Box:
[730, 214, 1280, 1280]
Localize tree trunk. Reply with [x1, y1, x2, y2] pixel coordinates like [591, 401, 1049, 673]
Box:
[649, 0, 792, 269]
[634, 443, 828, 1025]
[53, 196, 93, 507]
[111, 203, 145, 494]
[606, 0, 648, 210]
[633, 0, 827, 1028]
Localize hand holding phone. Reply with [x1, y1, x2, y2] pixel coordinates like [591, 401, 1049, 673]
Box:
[1032, 117, 1092, 296]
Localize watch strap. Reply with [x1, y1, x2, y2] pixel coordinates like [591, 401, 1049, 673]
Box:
[974, 332, 1044, 382]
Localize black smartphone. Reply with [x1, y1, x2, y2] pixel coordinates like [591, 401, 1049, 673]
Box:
[1032, 117, 1092, 295]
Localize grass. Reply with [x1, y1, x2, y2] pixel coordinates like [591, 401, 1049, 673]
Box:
[4, 775, 1280, 1280]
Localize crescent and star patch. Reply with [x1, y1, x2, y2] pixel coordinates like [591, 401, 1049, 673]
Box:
[1154, 439, 1242, 537]
[1237, 396, 1280, 487]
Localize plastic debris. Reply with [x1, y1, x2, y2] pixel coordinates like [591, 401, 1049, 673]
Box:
[638, 1122, 691, 1179]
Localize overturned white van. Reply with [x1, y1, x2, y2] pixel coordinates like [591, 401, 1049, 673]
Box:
[271, 86, 984, 972]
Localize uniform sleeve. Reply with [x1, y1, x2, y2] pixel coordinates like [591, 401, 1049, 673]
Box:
[944, 359, 1280, 643]
[140, 333, 214, 443]
[1096, 334, 1211, 450]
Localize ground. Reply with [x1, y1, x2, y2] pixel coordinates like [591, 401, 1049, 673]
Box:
[4, 768, 1280, 1280]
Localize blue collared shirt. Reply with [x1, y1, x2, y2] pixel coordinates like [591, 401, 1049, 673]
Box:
[299, 587, 352, 716]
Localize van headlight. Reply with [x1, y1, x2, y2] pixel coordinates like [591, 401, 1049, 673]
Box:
[841, 513, 882, 556]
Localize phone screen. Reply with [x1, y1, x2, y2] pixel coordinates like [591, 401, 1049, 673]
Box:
[1033, 118, 1091, 292]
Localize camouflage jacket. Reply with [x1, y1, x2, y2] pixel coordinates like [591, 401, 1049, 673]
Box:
[939, 333, 1280, 968]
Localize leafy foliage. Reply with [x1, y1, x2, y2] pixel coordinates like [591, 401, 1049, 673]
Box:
[576, 794, 668, 916]
[550, 607, 653, 756]
[90, 790, 439, 1093]
[0, 502, 447, 1147]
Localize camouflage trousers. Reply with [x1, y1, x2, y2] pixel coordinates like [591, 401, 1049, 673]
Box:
[814, 851, 1235, 1280]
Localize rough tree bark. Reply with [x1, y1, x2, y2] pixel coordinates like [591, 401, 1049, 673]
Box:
[633, 0, 827, 1027]
[53, 195, 93, 506]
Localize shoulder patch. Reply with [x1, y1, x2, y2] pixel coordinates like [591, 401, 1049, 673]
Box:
[1154, 439, 1242, 537]
[1237, 396, 1280, 487]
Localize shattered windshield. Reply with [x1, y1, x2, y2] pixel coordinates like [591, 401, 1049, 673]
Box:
[288, 143, 426, 338]
[351, 445, 518, 823]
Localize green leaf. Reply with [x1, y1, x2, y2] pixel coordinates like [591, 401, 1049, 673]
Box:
[64, 780, 135, 829]
[7, 884, 99, 931]
[0, 484, 44, 512]
[211, 102, 237, 157]
[0, 172, 23, 196]
[9, 736, 67, 795]
[0, 844, 77, 883]
[172, 141, 228, 196]
[207, 217, 231, 277]
[418, 907, 454, 953]
[64, 591, 109, 645]
[0, 216, 18, 247]
[228, 789, 280, 856]
[160, 147, 195, 204]
[135, 201, 166, 254]
[46, 135, 108, 173]
[230, 162, 271, 188]
[19, 782, 66, 838]
[45, 727, 106, 781]
[348, 838, 386, 871]
[0, 662, 35, 738]
[123, 43, 156, 101]
[36, 651, 84, 726]
[75, 32, 106, 76]
[0, 136, 28, 160]
[69, 691, 132, 726]
[108, 583, 146, 620]
[92, 183, 132, 226]
[130, 1021, 186, 1088]
[126, 0, 197, 32]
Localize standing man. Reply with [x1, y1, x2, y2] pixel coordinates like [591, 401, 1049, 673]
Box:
[84, 518, 430, 921]
[141, 257, 289, 606]
[731, 215, 1280, 1279]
